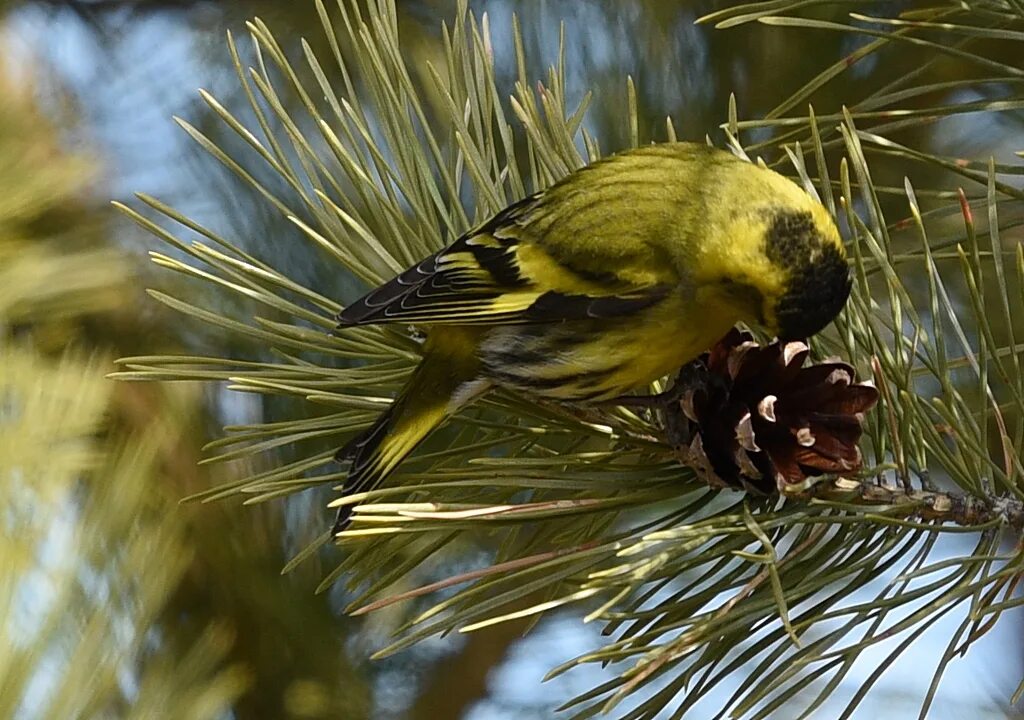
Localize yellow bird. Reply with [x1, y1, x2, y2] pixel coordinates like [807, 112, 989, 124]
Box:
[331, 142, 850, 532]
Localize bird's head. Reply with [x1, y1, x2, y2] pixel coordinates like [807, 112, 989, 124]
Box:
[759, 207, 851, 340]
[695, 166, 851, 341]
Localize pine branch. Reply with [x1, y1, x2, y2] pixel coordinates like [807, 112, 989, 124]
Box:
[646, 337, 1024, 531]
[805, 477, 1024, 530]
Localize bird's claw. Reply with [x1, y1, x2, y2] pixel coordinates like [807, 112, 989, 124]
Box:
[602, 359, 711, 410]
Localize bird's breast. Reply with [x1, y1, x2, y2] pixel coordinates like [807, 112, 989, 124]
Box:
[476, 291, 740, 402]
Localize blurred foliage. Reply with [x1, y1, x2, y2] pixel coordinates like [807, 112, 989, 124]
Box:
[0, 58, 247, 717]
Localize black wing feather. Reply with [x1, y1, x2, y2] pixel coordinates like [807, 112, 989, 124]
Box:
[335, 194, 542, 328]
[334, 191, 670, 329]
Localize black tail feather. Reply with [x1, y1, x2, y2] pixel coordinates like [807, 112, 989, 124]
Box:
[331, 408, 395, 535]
[328, 331, 487, 538]
[331, 505, 354, 536]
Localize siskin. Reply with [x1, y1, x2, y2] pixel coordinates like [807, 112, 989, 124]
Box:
[331, 142, 851, 532]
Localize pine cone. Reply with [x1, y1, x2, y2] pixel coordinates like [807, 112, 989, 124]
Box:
[667, 329, 879, 494]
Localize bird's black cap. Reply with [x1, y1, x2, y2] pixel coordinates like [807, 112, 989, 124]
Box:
[766, 211, 852, 341]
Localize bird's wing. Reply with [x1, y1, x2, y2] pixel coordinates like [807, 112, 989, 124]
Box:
[336, 192, 676, 328]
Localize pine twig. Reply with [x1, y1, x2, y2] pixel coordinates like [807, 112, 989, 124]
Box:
[801, 477, 1024, 529]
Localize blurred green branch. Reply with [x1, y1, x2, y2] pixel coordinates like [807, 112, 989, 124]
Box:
[0, 55, 249, 717]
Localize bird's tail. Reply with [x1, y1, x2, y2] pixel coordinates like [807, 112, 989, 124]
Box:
[332, 331, 486, 534]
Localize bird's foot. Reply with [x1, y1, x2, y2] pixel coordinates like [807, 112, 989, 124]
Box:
[601, 360, 715, 410]
[600, 390, 676, 409]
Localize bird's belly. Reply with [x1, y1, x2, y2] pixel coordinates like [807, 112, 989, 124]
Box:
[478, 296, 738, 402]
